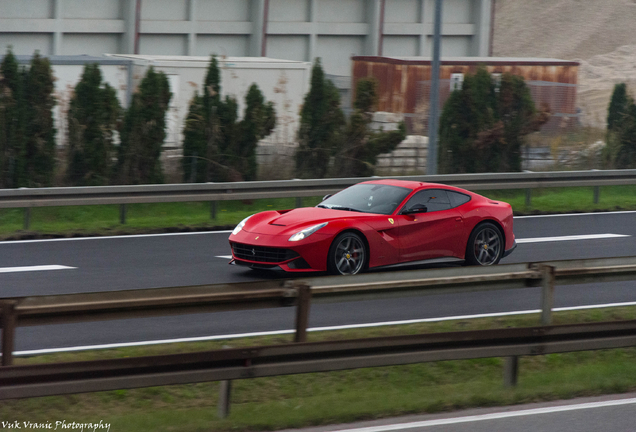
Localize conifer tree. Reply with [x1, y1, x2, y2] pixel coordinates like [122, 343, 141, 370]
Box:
[0, 48, 26, 188]
[335, 78, 405, 177]
[607, 83, 629, 132]
[182, 56, 275, 182]
[439, 67, 547, 174]
[117, 66, 171, 184]
[614, 101, 636, 168]
[605, 84, 636, 168]
[67, 63, 120, 185]
[237, 84, 275, 181]
[295, 58, 345, 178]
[182, 94, 207, 182]
[24, 52, 56, 187]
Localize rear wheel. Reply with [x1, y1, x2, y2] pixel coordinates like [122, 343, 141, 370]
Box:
[465, 222, 503, 266]
[327, 232, 367, 275]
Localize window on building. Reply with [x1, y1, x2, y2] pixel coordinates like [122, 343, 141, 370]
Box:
[492, 73, 502, 92]
[450, 73, 464, 91]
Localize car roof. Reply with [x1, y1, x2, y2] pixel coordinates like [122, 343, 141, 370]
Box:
[360, 179, 468, 192]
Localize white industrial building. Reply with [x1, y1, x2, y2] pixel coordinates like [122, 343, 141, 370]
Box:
[1, 0, 493, 79]
[6, 54, 311, 149]
[1, 0, 493, 177]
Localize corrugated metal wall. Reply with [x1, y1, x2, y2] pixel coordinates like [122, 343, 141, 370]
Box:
[352, 57, 580, 132]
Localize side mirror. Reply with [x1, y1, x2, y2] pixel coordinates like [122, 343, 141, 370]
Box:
[322, 194, 332, 201]
[402, 205, 427, 215]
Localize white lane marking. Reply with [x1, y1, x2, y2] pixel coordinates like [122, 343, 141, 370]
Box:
[515, 210, 636, 219]
[213, 233, 631, 259]
[517, 233, 630, 244]
[1, 210, 636, 245]
[0, 265, 76, 274]
[0, 230, 233, 245]
[14, 301, 636, 357]
[330, 398, 636, 432]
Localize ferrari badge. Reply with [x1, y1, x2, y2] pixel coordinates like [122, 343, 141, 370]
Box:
[388, 218, 394, 224]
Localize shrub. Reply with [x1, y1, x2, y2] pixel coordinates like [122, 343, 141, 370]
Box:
[0, 48, 27, 188]
[182, 56, 275, 182]
[335, 78, 406, 177]
[295, 58, 345, 178]
[24, 52, 56, 187]
[67, 63, 121, 185]
[439, 67, 548, 174]
[116, 66, 171, 184]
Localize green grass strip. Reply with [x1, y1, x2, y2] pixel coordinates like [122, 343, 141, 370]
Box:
[1, 185, 636, 239]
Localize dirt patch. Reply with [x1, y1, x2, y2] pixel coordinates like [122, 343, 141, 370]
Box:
[493, 0, 636, 128]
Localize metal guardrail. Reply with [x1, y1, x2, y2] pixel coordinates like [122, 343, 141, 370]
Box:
[2, 169, 636, 227]
[2, 256, 636, 366]
[2, 320, 635, 401]
[2, 256, 636, 413]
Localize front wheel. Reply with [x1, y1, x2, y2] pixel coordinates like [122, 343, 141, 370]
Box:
[327, 232, 367, 275]
[465, 223, 503, 266]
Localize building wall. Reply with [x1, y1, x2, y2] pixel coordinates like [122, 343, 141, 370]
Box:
[352, 56, 580, 134]
[0, 0, 492, 77]
[352, 57, 579, 114]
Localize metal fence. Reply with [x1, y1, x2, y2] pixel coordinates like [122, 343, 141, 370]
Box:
[2, 169, 636, 229]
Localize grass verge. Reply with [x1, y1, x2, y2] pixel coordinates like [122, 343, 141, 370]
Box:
[2, 306, 636, 431]
[1, 186, 636, 240]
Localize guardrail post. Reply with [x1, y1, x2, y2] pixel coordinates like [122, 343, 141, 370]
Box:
[1, 301, 17, 366]
[503, 356, 518, 387]
[210, 201, 217, 220]
[119, 204, 127, 224]
[593, 186, 600, 204]
[23, 208, 30, 230]
[295, 197, 302, 208]
[540, 265, 556, 326]
[294, 284, 311, 343]
[525, 189, 532, 207]
[218, 380, 232, 418]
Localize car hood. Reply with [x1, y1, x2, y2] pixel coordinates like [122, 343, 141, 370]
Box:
[243, 207, 369, 235]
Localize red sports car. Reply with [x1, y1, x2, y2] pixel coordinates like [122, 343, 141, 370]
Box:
[228, 179, 516, 275]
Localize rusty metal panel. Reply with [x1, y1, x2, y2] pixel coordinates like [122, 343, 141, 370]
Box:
[391, 64, 404, 113]
[405, 65, 425, 113]
[351, 60, 369, 105]
[372, 62, 392, 112]
[355, 57, 580, 134]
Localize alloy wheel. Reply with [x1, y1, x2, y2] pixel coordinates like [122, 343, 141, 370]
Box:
[334, 235, 366, 275]
[473, 227, 501, 265]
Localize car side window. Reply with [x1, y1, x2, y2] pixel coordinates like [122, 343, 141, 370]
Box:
[402, 189, 451, 213]
[448, 191, 471, 208]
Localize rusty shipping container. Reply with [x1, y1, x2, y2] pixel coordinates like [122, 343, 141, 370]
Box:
[352, 56, 580, 132]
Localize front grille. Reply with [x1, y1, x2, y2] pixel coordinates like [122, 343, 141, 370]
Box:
[232, 243, 299, 263]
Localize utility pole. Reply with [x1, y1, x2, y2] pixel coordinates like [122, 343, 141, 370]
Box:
[427, 0, 443, 175]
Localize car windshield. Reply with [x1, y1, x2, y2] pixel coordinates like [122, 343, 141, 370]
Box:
[317, 184, 412, 215]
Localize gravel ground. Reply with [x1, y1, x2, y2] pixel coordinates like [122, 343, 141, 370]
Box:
[492, 0, 636, 128]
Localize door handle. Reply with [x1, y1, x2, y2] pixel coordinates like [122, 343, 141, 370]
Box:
[455, 217, 462, 222]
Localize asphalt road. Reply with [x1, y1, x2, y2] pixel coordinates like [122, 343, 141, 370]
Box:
[1, 211, 636, 352]
[283, 393, 636, 432]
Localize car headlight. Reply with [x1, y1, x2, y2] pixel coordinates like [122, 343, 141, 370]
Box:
[288, 222, 328, 242]
[232, 215, 254, 236]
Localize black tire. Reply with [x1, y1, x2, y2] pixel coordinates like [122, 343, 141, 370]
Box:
[327, 232, 367, 275]
[465, 222, 504, 266]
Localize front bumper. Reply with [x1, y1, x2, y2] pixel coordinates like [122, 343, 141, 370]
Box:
[503, 240, 517, 258]
[229, 230, 332, 272]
